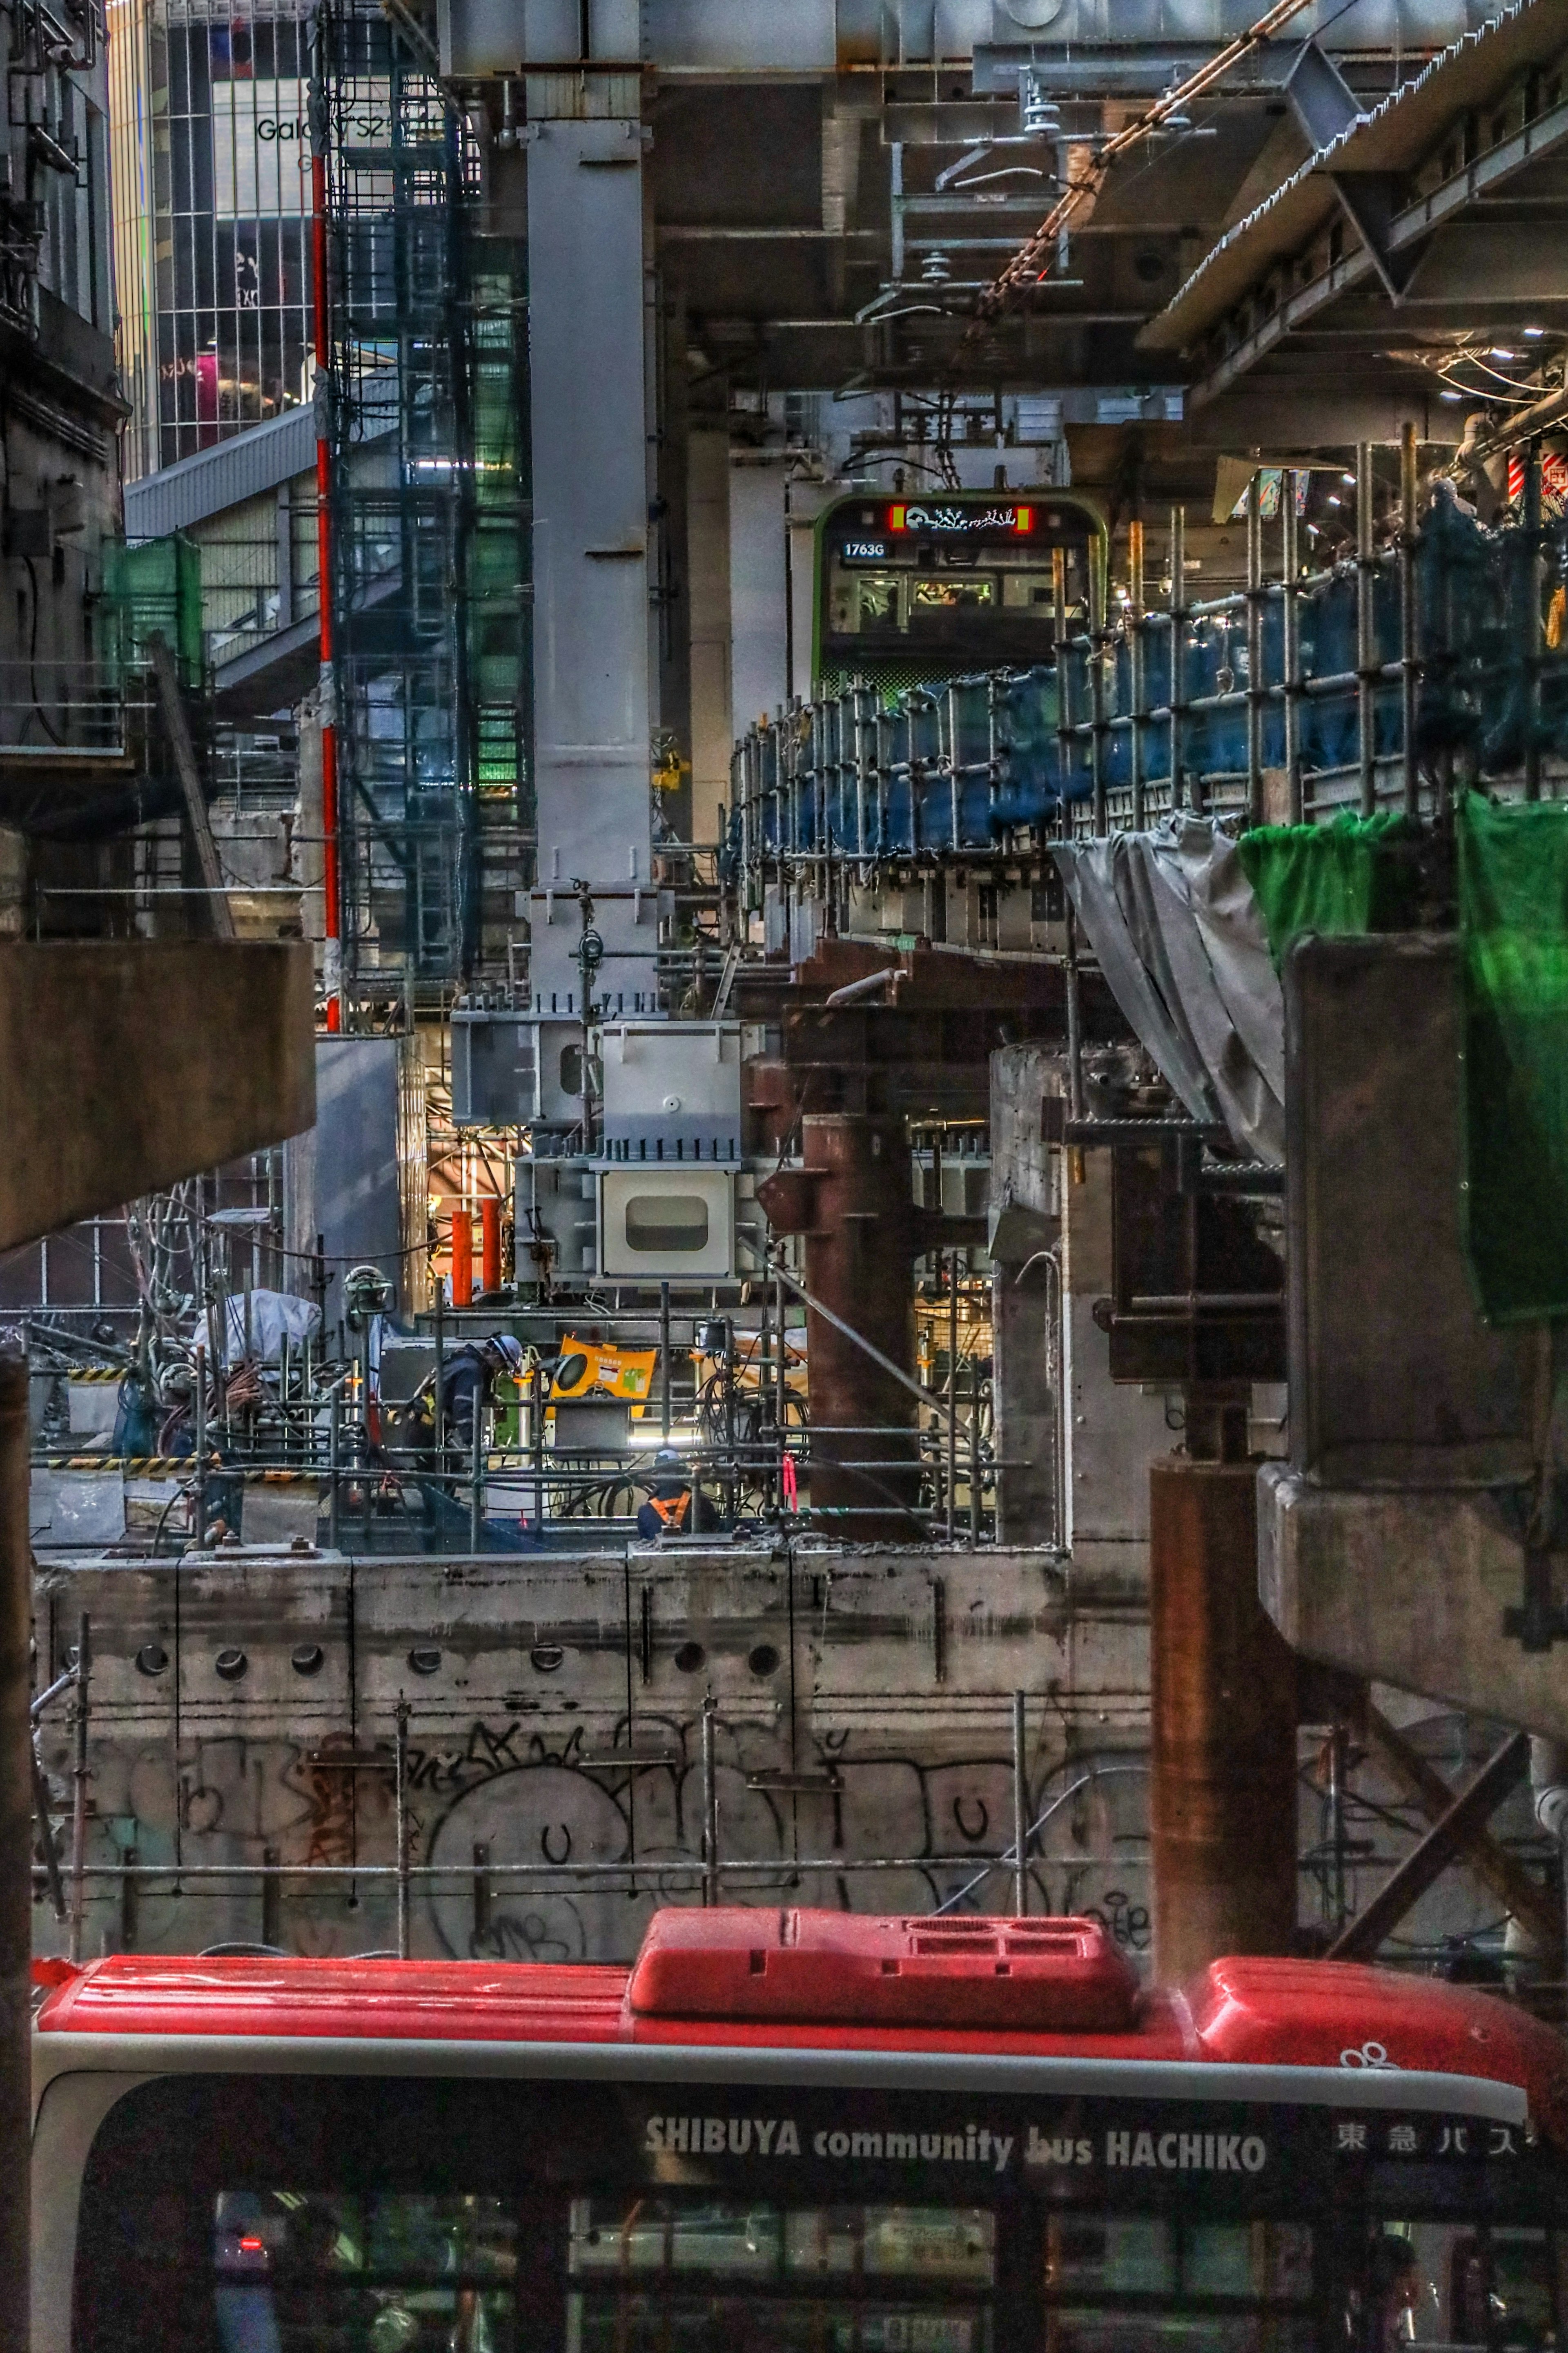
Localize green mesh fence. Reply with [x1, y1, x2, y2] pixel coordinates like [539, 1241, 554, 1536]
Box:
[1458, 792, 1568, 1325]
[103, 533, 204, 685]
[1237, 811, 1420, 969]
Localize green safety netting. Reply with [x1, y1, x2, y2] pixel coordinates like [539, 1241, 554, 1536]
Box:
[102, 531, 204, 686]
[1457, 792, 1568, 1325]
[1236, 811, 1421, 969]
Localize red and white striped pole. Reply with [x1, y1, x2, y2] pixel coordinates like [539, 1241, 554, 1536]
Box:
[311, 91, 342, 1033]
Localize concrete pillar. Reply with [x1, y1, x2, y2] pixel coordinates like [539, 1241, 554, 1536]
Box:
[1150, 1456, 1298, 1983]
[1060, 1146, 1180, 1572]
[687, 424, 733, 848]
[653, 276, 692, 846]
[729, 454, 790, 734]
[0, 831, 25, 940]
[525, 82, 656, 1021]
[992, 1262, 1058, 1545]
[989, 1044, 1064, 1546]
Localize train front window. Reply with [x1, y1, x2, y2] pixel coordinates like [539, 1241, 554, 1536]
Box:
[815, 492, 1101, 689]
[566, 2195, 997, 2350]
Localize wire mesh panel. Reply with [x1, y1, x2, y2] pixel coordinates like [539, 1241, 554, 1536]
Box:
[316, 0, 529, 1011]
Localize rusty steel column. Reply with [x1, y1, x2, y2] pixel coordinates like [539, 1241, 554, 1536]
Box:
[760, 1113, 923, 1540]
[0, 1339, 30, 2353]
[1150, 1456, 1297, 1983]
[799, 1114, 922, 1535]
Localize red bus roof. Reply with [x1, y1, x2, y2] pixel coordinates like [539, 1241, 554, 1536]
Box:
[33, 1909, 1568, 2136]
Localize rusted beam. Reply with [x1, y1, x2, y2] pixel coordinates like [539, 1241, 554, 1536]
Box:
[1327, 1730, 1531, 1962]
[149, 632, 236, 942]
[1150, 1456, 1298, 1981]
[1356, 1696, 1561, 1958]
[0, 941, 314, 1251]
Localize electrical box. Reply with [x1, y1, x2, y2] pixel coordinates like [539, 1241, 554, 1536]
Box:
[519, 1157, 597, 1281]
[598, 1165, 735, 1281]
[598, 1021, 742, 1161]
[450, 1004, 537, 1126]
[551, 1398, 630, 1453]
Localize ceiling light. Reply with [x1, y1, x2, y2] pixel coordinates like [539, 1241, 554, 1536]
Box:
[1439, 388, 1462, 401]
[1490, 347, 1518, 360]
[1326, 494, 1341, 507]
[1524, 326, 1546, 338]
[1340, 471, 1355, 485]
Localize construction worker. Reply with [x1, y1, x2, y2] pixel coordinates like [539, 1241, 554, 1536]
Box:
[438, 1331, 525, 1453]
[636, 1447, 713, 1540]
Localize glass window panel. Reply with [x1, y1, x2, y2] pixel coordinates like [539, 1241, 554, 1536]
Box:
[1046, 2215, 1176, 2295]
[569, 2197, 667, 2276]
[1184, 2224, 1312, 2303]
[783, 2208, 860, 2277]
[1363, 2224, 1487, 2347]
[1490, 2229, 1556, 2345]
[667, 2204, 781, 2276]
[567, 2298, 990, 2353]
[363, 2286, 513, 2353]
[1047, 2319, 1312, 2353]
[365, 2195, 516, 2279]
[782, 2206, 996, 2285]
[863, 2209, 996, 2284]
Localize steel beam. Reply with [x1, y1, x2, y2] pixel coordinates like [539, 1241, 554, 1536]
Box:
[1327, 1731, 1531, 1962]
[1356, 1696, 1561, 1960]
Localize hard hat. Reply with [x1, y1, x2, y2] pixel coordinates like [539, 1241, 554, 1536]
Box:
[490, 1333, 524, 1373]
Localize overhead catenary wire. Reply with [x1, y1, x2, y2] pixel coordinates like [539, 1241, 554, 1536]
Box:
[956, 0, 1324, 358]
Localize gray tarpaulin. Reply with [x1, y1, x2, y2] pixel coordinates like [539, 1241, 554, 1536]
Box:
[1052, 816, 1285, 1164]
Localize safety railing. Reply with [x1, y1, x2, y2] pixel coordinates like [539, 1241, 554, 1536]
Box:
[33, 1659, 1141, 1961]
[730, 439, 1568, 888]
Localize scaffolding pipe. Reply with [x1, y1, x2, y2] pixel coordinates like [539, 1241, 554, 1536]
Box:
[0, 1345, 29, 2353]
[1356, 443, 1376, 819]
[395, 1700, 411, 1958]
[1400, 421, 1421, 818]
[469, 1403, 483, 1555]
[1283, 484, 1303, 824]
[1129, 517, 1146, 832]
[701, 1699, 719, 1907]
[67, 1610, 90, 1967]
[1012, 1690, 1029, 1916]
[1245, 475, 1264, 827]
[310, 63, 342, 1033]
[1168, 507, 1186, 808]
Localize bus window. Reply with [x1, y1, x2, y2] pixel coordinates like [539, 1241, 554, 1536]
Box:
[1352, 2221, 1561, 2349]
[567, 2194, 996, 2351]
[212, 2190, 518, 2353]
[1043, 2214, 1314, 2353]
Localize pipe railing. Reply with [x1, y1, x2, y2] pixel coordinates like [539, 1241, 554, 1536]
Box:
[33, 1690, 1153, 1956]
[729, 448, 1568, 897]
